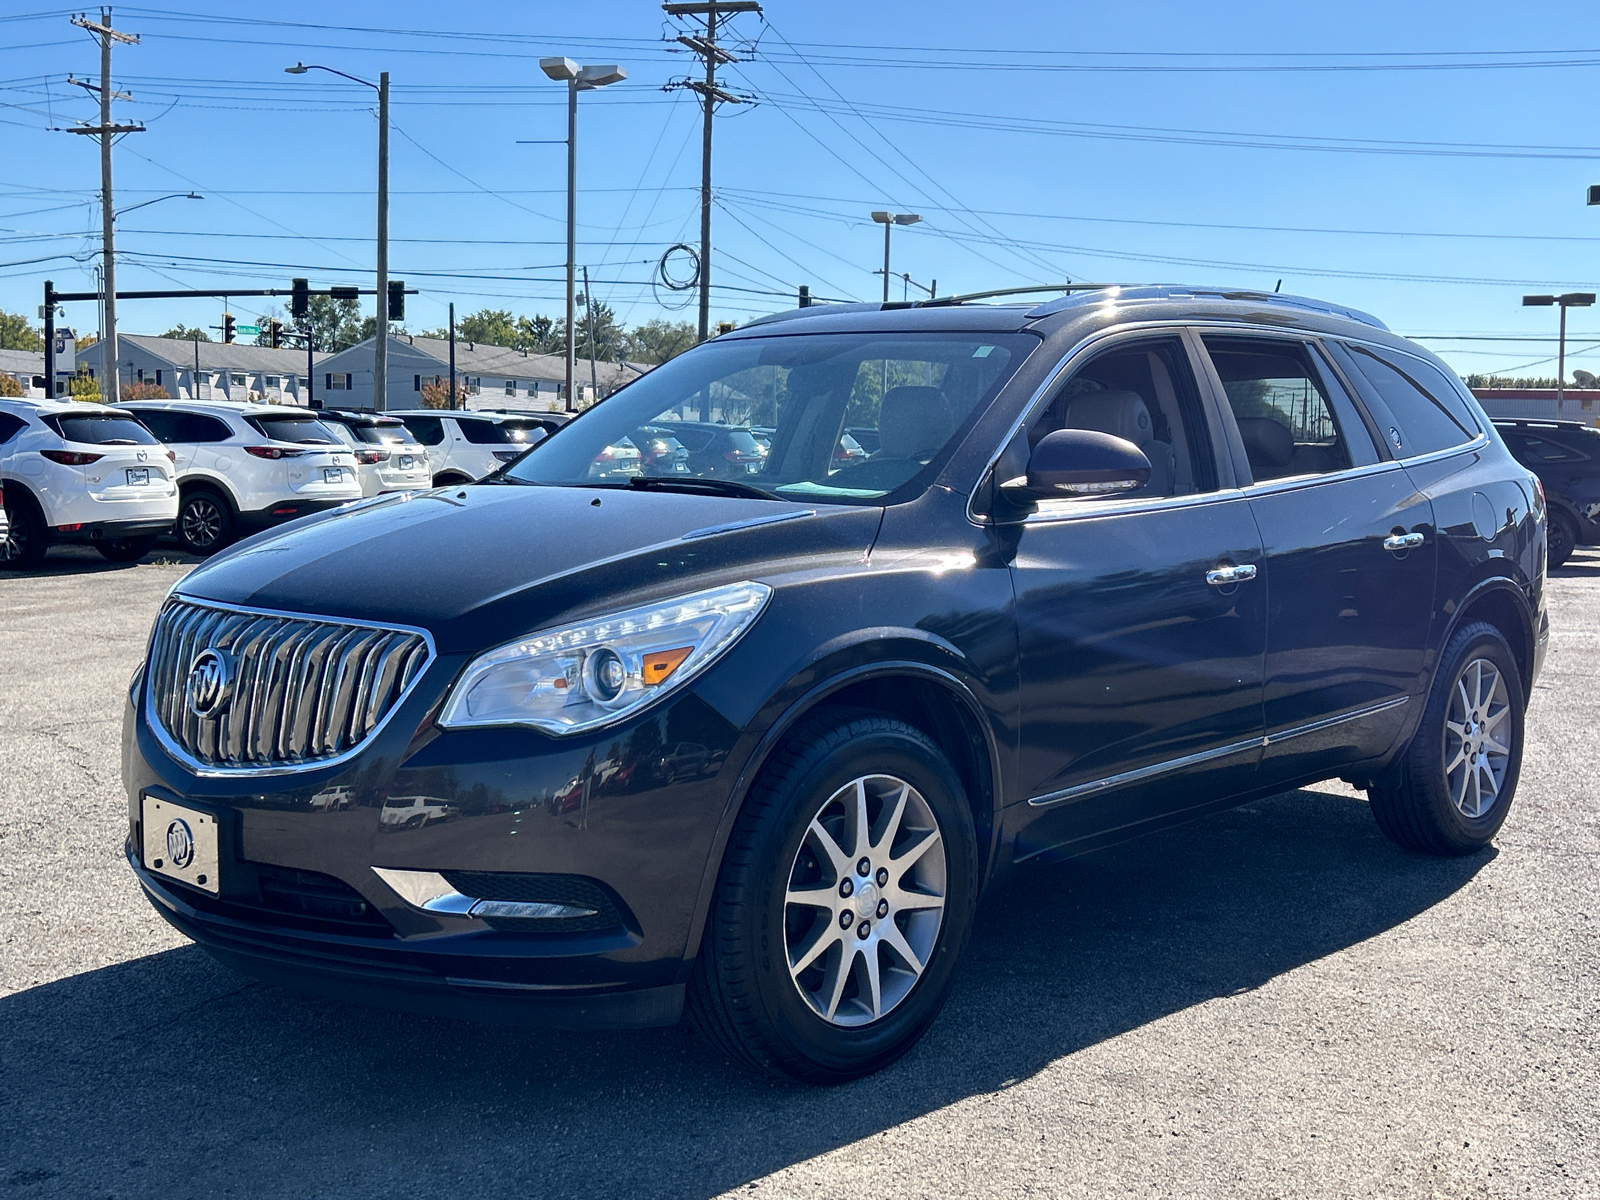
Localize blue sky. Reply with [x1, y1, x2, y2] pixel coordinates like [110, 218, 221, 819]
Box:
[4, 1, 1600, 378]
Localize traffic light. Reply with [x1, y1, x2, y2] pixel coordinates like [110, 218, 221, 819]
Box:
[269, 319, 284, 349]
[388, 279, 405, 322]
[290, 277, 309, 319]
[222, 312, 235, 344]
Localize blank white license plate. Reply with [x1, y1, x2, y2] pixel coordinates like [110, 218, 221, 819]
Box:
[398, 455, 414, 470]
[125, 467, 150, 486]
[141, 796, 220, 894]
[323, 467, 344, 483]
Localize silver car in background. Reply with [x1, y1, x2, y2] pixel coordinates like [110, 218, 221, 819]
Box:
[317, 410, 432, 496]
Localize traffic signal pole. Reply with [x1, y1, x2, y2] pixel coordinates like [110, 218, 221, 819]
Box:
[374, 70, 389, 411]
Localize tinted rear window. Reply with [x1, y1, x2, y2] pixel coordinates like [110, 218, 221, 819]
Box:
[400, 415, 444, 445]
[249, 417, 341, 444]
[1335, 343, 1478, 457]
[46, 414, 159, 446]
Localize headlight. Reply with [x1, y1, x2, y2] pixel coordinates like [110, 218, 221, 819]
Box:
[437, 581, 772, 735]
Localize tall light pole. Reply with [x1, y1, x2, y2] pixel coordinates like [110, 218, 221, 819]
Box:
[871, 211, 921, 303]
[286, 62, 389, 409]
[540, 57, 626, 412]
[114, 192, 201, 221]
[1524, 293, 1596, 404]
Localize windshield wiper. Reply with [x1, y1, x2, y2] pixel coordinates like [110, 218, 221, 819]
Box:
[628, 475, 777, 501]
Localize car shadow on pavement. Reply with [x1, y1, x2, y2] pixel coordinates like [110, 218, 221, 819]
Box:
[0, 544, 202, 580]
[0, 787, 1491, 1199]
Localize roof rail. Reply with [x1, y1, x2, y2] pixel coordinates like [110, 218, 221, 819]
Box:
[918, 282, 1125, 307]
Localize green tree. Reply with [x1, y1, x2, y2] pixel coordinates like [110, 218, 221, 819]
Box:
[357, 316, 405, 344]
[0, 373, 23, 398]
[516, 313, 560, 353]
[625, 319, 696, 365]
[160, 324, 210, 342]
[566, 299, 625, 363]
[0, 309, 43, 352]
[67, 368, 101, 403]
[457, 308, 518, 346]
[292, 295, 364, 352]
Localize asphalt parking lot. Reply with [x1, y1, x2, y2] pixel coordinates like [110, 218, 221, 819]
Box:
[1, 545, 1595, 1200]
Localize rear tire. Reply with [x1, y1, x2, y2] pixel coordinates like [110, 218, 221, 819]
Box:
[1547, 510, 1577, 569]
[0, 494, 48, 569]
[1368, 621, 1524, 855]
[688, 710, 978, 1083]
[177, 489, 234, 556]
[96, 534, 159, 563]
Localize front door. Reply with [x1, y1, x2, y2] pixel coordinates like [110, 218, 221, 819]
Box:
[1196, 334, 1436, 788]
[1006, 334, 1268, 860]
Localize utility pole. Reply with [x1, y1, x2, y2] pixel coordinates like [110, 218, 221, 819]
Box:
[663, 1, 761, 343]
[448, 301, 457, 410]
[69, 8, 141, 403]
[582, 264, 599, 403]
[374, 70, 389, 411]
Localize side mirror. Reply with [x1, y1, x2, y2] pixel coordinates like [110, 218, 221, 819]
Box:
[1003, 428, 1151, 499]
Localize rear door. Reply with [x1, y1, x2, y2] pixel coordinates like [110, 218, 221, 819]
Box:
[1195, 333, 1435, 787]
[1006, 332, 1268, 859]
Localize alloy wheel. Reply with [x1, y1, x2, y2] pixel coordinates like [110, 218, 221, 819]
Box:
[783, 773, 947, 1027]
[1444, 657, 1513, 819]
[181, 497, 223, 550]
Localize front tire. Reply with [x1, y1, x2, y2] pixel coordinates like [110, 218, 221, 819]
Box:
[689, 711, 978, 1083]
[1368, 621, 1524, 855]
[96, 534, 159, 563]
[0, 495, 48, 569]
[177, 489, 234, 556]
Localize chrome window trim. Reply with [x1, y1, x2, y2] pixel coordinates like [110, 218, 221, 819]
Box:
[1239, 458, 1408, 500]
[1022, 486, 1249, 526]
[144, 594, 437, 779]
[1026, 695, 1409, 808]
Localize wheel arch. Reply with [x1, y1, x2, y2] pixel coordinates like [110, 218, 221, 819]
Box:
[680, 659, 1006, 967]
[178, 473, 241, 513]
[1439, 576, 1536, 707]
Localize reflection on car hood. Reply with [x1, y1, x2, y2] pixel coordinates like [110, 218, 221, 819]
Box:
[176, 485, 882, 653]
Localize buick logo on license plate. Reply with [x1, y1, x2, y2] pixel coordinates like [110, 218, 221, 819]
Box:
[166, 818, 195, 869]
[185, 648, 235, 719]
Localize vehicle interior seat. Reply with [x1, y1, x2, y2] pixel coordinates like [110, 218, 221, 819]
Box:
[875, 386, 955, 460]
[1235, 416, 1295, 482]
[1064, 389, 1175, 496]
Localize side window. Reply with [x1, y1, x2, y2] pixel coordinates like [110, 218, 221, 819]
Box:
[1335, 343, 1477, 457]
[133, 410, 180, 443]
[1202, 336, 1355, 483]
[403, 416, 444, 446]
[0, 412, 27, 443]
[1027, 336, 1215, 498]
[456, 418, 499, 445]
[171, 414, 231, 443]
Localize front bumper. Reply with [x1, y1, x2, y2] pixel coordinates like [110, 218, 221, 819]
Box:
[124, 671, 743, 1028]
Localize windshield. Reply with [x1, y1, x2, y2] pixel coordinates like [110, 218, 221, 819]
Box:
[503, 330, 1036, 502]
[249, 416, 341, 445]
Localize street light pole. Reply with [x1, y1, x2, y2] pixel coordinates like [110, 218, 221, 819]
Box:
[871, 211, 922, 303]
[1524, 292, 1596, 406]
[540, 57, 626, 412]
[285, 62, 389, 409]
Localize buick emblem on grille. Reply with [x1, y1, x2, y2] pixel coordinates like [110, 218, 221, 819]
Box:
[185, 648, 235, 719]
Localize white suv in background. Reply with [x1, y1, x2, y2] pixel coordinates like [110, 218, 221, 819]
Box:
[387, 409, 563, 485]
[315, 409, 432, 496]
[0, 398, 178, 567]
[121, 401, 361, 556]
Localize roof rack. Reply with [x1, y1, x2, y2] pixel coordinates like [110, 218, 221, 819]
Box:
[917, 282, 1124, 307]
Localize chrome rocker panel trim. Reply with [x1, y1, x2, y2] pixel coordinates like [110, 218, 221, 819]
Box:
[1026, 695, 1410, 808]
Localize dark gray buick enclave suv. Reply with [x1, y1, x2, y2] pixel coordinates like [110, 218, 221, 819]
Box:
[125, 285, 1548, 1082]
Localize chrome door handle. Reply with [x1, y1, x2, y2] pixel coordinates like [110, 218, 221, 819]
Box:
[1383, 532, 1425, 552]
[1205, 563, 1258, 586]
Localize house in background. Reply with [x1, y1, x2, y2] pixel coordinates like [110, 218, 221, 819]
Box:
[0, 347, 45, 396]
[314, 333, 647, 411]
[78, 335, 330, 405]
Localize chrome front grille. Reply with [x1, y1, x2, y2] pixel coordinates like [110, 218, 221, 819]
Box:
[147, 597, 432, 772]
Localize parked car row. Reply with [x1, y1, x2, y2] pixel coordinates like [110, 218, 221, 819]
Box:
[0, 400, 575, 565]
[1492, 418, 1600, 568]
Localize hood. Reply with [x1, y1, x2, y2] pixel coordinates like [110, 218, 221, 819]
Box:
[176, 485, 883, 653]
